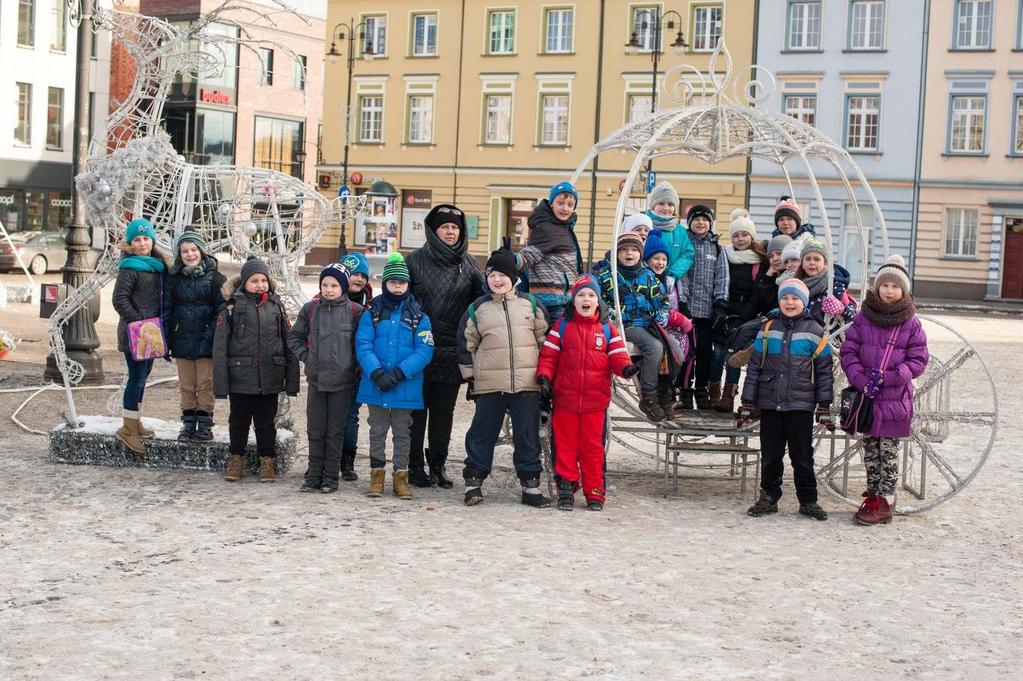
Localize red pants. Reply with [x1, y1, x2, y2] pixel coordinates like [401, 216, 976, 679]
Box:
[553, 409, 607, 502]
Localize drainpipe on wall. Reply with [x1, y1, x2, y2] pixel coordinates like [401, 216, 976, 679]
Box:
[586, 0, 607, 269]
[452, 0, 466, 204]
[745, 0, 761, 209]
[909, 0, 931, 280]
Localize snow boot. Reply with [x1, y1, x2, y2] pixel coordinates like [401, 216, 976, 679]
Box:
[799, 502, 829, 521]
[747, 491, 778, 517]
[192, 411, 214, 441]
[639, 393, 666, 422]
[854, 493, 893, 525]
[657, 377, 676, 416]
[408, 466, 435, 488]
[299, 483, 318, 493]
[115, 413, 147, 455]
[708, 382, 722, 406]
[340, 448, 358, 481]
[520, 478, 551, 508]
[135, 405, 155, 438]
[259, 456, 277, 483]
[428, 448, 454, 489]
[557, 480, 576, 511]
[393, 470, 414, 500]
[587, 499, 604, 512]
[674, 389, 695, 413]
[177, 410, 197, 441]
[320, 485, 337, 494]
[694, 386, 712, 411]
[224, 454, 244, 482]
[713, 384, 737, 413]
[367, 468, 386, 497]
[464, 476, 485, 506]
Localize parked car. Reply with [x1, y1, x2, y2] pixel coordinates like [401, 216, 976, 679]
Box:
[0, 231, 103, 274]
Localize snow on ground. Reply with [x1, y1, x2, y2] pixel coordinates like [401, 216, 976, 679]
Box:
[0, 309, 1020, 680]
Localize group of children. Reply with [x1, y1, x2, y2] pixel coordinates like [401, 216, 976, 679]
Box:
[109, 178, 928, 522]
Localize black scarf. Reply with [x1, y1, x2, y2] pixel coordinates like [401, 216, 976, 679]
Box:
[862, 289, 916, 327]
[382, 288, 409, 309]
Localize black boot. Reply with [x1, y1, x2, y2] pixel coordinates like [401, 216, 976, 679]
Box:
[557, 479, 575, 511]
[586, 499, 604, 512]
[639, 394, 666, 422]
[427, 448, 454, 489]
[799, 502, 829, 521]
[675, 389, 695, 411]
[340, 448, 358, 481]
[177, 410, 197, 441]
[694, 386, 713, 411]
[409, 466, 435, 488]
[520, 478, 551, 508]
[464, 476, 485, 506]
[192, 411, 214, 441]
[747, 491, 778, 517]
[657, 377, 675, 417]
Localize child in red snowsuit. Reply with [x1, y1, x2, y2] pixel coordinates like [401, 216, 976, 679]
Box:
[536, 275, 639, 511]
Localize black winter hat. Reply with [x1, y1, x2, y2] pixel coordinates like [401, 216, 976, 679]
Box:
[686, 203, 715, 228]
[424, 204, 466, 233]
[485, 249, 517, 282]
[240, 256, 271, 288]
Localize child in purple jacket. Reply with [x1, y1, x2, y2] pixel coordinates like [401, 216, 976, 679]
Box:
[840, 254, 929, 525]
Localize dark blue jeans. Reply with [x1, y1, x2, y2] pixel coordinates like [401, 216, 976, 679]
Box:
[463, 391, 542, 481]
[123, 352, 154, 412]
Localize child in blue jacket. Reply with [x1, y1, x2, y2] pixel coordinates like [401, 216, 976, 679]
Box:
[355, 253, 434, 501]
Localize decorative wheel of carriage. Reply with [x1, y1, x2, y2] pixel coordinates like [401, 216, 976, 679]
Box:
[567, 41, 997, 513]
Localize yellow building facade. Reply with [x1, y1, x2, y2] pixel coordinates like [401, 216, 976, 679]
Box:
[312, 0, 755, 265]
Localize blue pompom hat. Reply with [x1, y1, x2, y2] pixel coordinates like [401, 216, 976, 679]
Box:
[126, 217, 156, 243]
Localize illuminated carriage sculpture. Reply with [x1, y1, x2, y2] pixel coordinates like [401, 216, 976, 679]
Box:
[567, 42, 997, 514]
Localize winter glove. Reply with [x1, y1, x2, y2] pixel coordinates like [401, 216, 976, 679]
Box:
[621, 362, 641, 379]
[711, 300, 730, 335]
[537, 375, 553, 400]
[821, 295, 845, 317]
[386, 367, 406, 385]
[736, 403, 756, 428]
[842, 302, 857, 322]
[865, 368, 885, 398]
[372, 368, 399, 392]
[465, 380, 476, 402]
[815, 404, 835, 431]
[500, 236, 513, 252]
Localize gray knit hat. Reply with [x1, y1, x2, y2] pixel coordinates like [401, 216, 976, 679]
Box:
[873, 253, 912, 294]
[767, 233, 793, 255]
[647, 181, 679, 210]
[800, 237, 829, 262]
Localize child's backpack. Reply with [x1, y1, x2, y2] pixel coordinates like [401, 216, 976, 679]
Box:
[557, 317, 613, 351]
[303, 295, 365, 348]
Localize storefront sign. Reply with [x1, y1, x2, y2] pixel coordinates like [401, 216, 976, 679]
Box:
[400, 189, 433, 250]
[351, 172, 363, 185]
[200, 89, 232, 105]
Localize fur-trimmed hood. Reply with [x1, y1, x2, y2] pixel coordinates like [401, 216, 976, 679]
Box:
[221, 273, 281, 300]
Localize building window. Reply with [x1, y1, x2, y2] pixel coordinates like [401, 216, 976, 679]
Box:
[408, 95, 434, 144]
[15, 83, 32, 145]
[784, 94, 817, 127]
[52, 0, 66, 51]
[46, 87, 63, 149]
[691, 5, 723, 52]
[363, 15, 386, 56]
[846, 95, 880, 151]
[254, 115, 303, 178]
[849, 0, 885, 50]
[540, 94, 569, 145]
[954, 0, 993, 49]
[948, 95, 986, 153]
[359, 96, 383, 143]
[787, 1, 821, 50]
[545, 8, 573, 53]
[943, 208, 979, 258]
[484, 94, 512, 144]
[259, 48, 274, 86]
[292, 55, 306, 90]
[1014, 95, 1023, 155]
[627, 93, 653, 122]
[195, 109, 236, 166]
[18, 0, 35, 47]
[631, 6, 659, 52]
[411, 13, 438, 56]
[488, 10, 516, 55]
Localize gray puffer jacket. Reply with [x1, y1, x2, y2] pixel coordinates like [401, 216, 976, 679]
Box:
[287, 295, 364, 392]
[741, 310, 834, 412]
[213, 275, 300, 397]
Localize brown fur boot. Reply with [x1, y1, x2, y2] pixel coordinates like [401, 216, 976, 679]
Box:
[713, 383, 737, 413]
[259, 456, 276, 482]
[708, 382, 722, 406]
[393, 470, 414, 500]
[367, 468, 386, 497]
[224, 454, 245, 481]
[135, 405, 154, 437]
[115, 413, 146, 455]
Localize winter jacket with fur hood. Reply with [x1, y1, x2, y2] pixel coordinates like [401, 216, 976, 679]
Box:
[457, 290, 549, 395]
[213, 275, 299, 397]
[112, 243, 171, 354]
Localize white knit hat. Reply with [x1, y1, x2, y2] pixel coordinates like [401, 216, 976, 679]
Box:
[728, 208, 758, 239]
[622, 213, 654, 234]
[873, 253, 912, 294]
[781, 240, 802, 264]
[647, 181, 679, 210]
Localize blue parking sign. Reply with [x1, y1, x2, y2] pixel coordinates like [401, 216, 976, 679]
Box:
[646, 172, 656, 193]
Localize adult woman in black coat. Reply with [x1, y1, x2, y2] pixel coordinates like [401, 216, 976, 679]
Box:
[405, 204, 485, 487]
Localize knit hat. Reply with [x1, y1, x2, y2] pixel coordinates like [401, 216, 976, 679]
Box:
[616, 231, 644, 254]
[781, 240, 802, 264]
[873, 253, 912, 294]
[686, 203, 715, 228]
[548, 181, 579, 206]
[175, 230, 208, 255]
[647, 181, 679, 210]
[381, 252, 410, 283]
[319, 262, 350, 293]
[240, 256, 270, 287]
[570, 274, 601, 299]
[774, 196, 802, 229]
[778, 278, 810, 306]
[126, 217, 157, 243]
[622, 213, 654, 234]
[424, 204, 466, 233]
[728, 208, 757, 239]
[767, 233, 793, 255]
[643, 230, 669, 261]
[485, 249, 517, 282]
[800, 237, 829, 262]
[340, 252, 370, 278]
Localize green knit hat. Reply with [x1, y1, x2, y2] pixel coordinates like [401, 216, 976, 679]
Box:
[381, 252, 410, 282]
[175, 230, 209, 255]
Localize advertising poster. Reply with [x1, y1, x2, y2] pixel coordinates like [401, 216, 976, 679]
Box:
[355, 196, 397, 254]
[400, 189, 433, 250]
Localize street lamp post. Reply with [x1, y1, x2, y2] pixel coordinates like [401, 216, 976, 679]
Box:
[44, 0, 103, 383]
[326, 18, 373, 256]
[626, 9, 687, 178]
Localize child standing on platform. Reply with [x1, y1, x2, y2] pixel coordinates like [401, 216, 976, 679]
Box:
[536, 275, 639, 511]
[645, 181, 696, 289]
[516, 181, 583, 321]
[339, 252, 374, 481]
